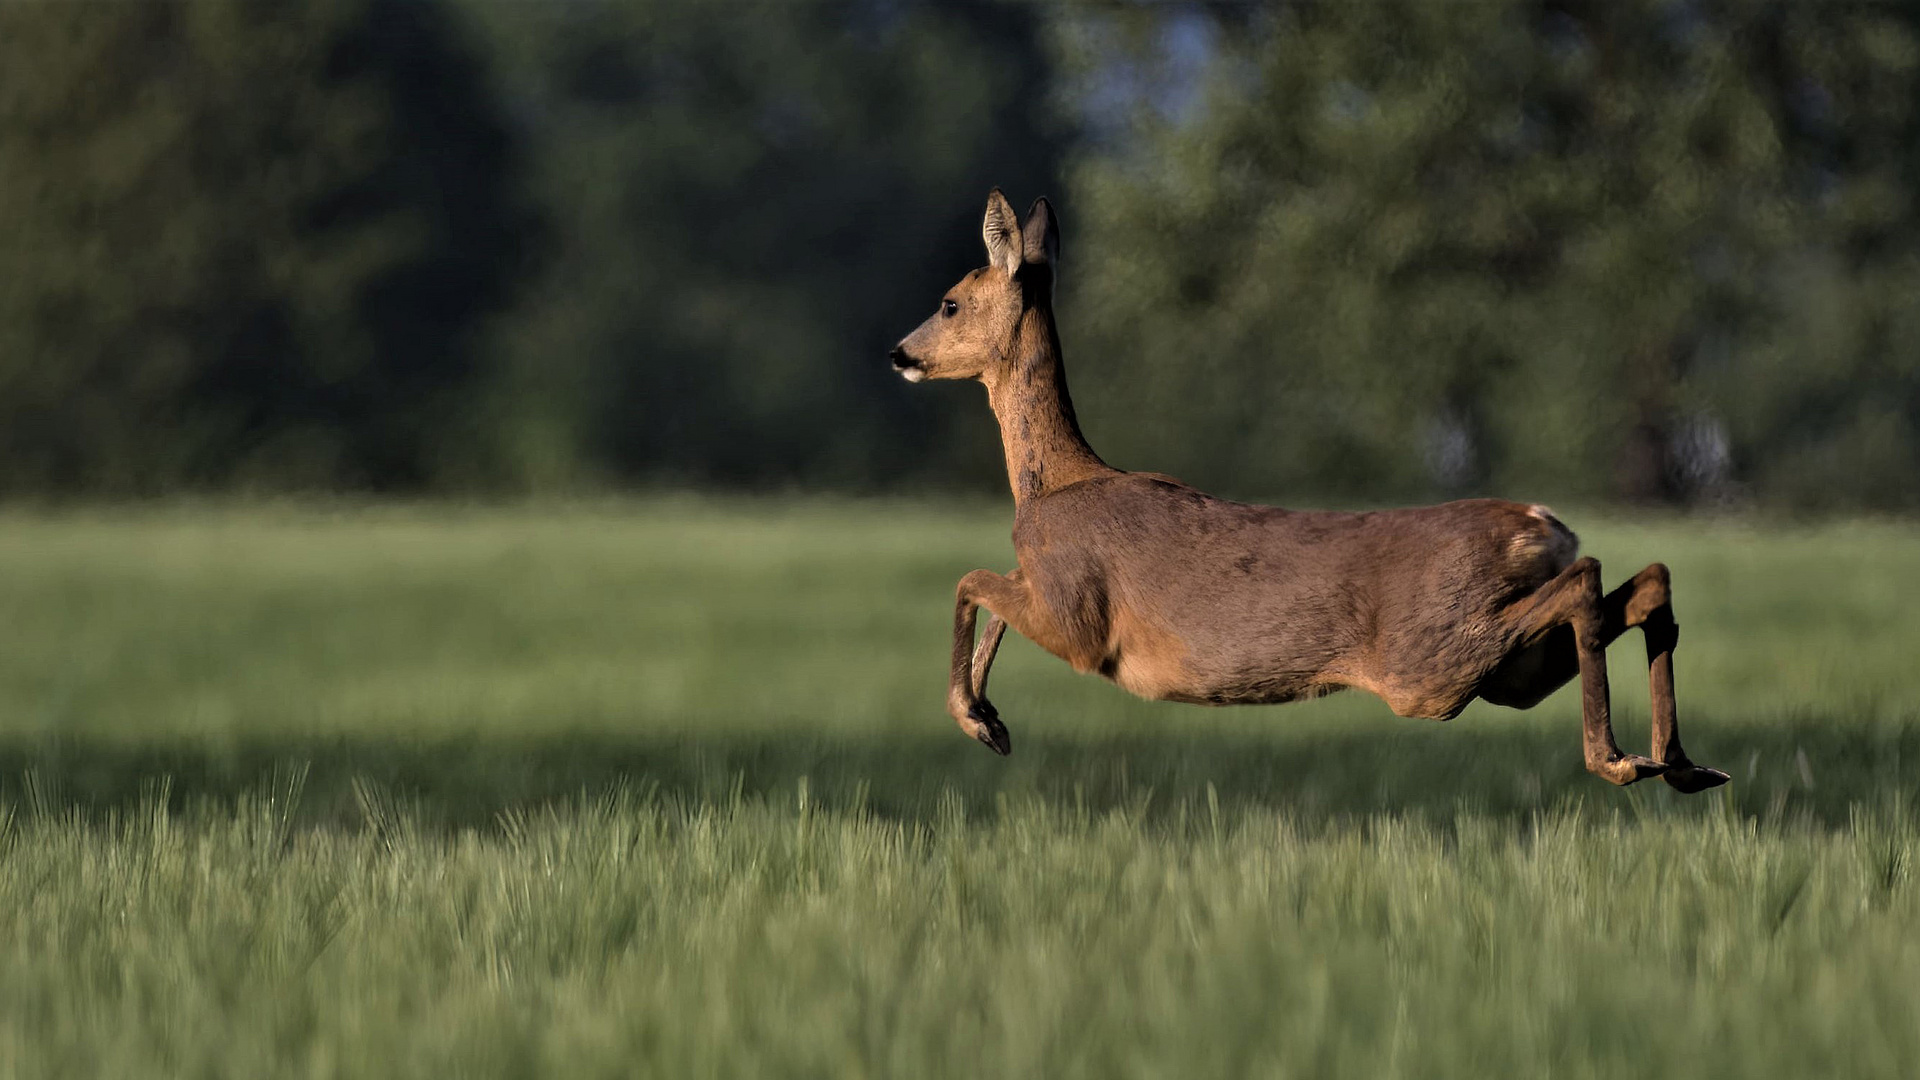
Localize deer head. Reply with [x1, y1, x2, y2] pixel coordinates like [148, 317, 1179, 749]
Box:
[890, 188, 1059, 385]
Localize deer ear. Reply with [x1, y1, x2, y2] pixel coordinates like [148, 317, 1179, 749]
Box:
[982, 189, 1022, 276]
[1021, 197, 1059, 271]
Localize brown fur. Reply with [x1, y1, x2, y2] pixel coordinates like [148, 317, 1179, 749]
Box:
[891, 191, 1726, 792]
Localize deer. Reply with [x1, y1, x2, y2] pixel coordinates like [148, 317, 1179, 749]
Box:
[887, 189, 1729, 792]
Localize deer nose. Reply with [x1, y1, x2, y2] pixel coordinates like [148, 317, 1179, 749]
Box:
[890, 345, 927, 383]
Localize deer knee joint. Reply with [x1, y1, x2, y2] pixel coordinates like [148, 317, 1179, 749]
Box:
[1568, 557, 1603, 603]
[956, 569, 1000, 605]
[1624, 562, 1672, 626]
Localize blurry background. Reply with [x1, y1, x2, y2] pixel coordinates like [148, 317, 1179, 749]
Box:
[7, 6, 1920, 1073]
[5, 0, 1918, 510]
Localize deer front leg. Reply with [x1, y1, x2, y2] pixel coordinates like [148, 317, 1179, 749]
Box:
[950, 568, 1032, 756]
[968, 567, 1020, 701]
[972, 613, 1008, 700]
[1506, 557, 1667, 786]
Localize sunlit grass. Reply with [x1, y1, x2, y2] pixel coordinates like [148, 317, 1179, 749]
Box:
[0, 500, 1916, 1077]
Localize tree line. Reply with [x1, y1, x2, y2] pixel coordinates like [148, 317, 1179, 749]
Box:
[2, 0, 1917, 510]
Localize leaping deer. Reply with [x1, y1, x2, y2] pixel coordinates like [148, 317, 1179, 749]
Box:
[888, 189, 1728, 792]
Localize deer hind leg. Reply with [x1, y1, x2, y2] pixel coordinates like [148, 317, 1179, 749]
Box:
[1624, 564, 1730, 793]
[1483, 563, 1728, 792]
[1480, 574, 1673, 708]
[1500, 557, 1667, 786]
[949, 568, 1033, 756]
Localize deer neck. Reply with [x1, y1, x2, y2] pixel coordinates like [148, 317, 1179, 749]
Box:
[985, 308, 1113, 508]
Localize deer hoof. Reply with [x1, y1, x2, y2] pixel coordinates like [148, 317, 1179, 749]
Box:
[1590, 753, 1667, 786]
[1663, 763, 1730, 794]
[966, 701, 1011, 756]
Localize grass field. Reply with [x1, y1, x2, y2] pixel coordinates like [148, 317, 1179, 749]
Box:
[1, 499, 1917, 1078]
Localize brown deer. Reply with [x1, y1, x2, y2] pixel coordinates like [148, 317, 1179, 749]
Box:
[888, 190, 1728, 792]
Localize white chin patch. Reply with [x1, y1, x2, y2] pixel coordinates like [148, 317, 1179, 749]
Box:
[899, 367, 927, 383]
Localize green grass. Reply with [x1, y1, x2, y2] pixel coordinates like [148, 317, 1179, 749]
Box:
[1, 499, 1917, 1077]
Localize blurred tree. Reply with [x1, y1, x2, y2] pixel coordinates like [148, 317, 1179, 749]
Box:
[1709, 4, 1920, 511]
[1052, 0, 1917, 509]
[463, 0, 1067, 491]
[2, 0, 1915, 510]
[0, 0, 530, 493]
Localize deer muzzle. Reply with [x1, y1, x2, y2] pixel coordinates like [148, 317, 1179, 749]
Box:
[890, 345, 926, 383]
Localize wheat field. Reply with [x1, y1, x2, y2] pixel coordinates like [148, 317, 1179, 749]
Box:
[0, 501, 1916, 1077]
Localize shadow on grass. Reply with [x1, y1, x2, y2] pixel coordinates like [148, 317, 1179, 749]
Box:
[1, 714, 1912, 831]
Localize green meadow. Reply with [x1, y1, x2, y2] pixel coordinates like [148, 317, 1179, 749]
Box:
[1, 501, 1916, 1078]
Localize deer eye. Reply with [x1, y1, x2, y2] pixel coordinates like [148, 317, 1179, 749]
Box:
[941, 299, 959, 318]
